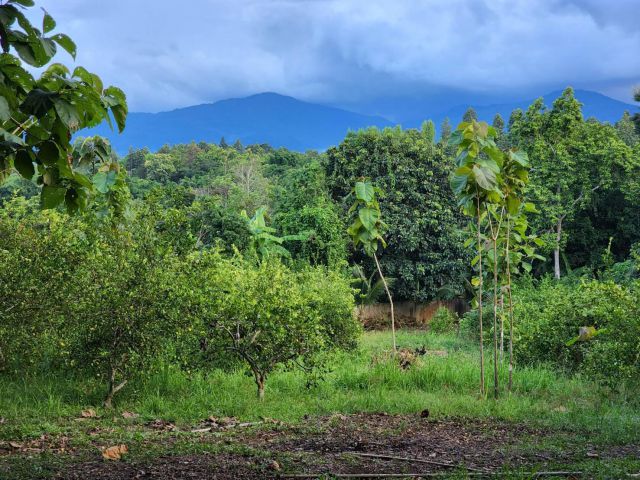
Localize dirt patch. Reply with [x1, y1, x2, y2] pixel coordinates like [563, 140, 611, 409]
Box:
[54, 453, 266, 479]
[10, 413, 639, 479]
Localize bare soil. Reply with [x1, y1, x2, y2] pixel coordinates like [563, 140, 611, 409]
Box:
[3, 413, 638, 479]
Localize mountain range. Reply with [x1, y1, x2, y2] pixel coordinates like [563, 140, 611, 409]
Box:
[84, 90, 638, 154]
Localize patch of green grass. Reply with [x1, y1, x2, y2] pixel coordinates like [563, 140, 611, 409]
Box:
[1, 330, 638, 445]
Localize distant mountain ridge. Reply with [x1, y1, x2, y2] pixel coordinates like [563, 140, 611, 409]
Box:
[85, 92, 392, 154]
[83, 90, 637, 154]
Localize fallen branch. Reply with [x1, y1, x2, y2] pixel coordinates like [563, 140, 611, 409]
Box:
[345, 451, 486, 473]
[281, 471, 584, 478]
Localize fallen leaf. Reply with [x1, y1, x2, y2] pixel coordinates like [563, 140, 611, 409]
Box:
[81, 409, 97, 418]
[102, 444, 128, 460]
[121, 411, 139, 419]
[9, 441, 22, 449]
[269, 460, 281, 471]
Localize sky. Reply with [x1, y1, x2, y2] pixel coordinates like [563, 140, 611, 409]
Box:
[34, 0, 640, 113]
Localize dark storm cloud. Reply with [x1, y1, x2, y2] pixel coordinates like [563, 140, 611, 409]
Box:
[35, 0, 640, 111]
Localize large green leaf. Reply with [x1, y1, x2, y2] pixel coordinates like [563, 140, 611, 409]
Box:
[450, 173, 468, 195]
[50, 33, 76, 59]
[509, 149, 529, 166]
[9, 0, 36, 6]
[506, 194, 521, 215]
[20, 88, 58, 117]
[472, 164, 497, 191]
[14, 149, 34, 178]
[92, 170, 116, 194]
[41, 184, 66, 209]
[37, 140, 60, 164]
[54, 98, 80, 130]
[42, 9, 55, 33]
[354, 181, 374, 203]
[0, 96, 9, 121]
[358, 206, 380, 231]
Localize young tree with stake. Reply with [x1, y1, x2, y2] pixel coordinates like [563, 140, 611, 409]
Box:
[346, 180, 396, 354]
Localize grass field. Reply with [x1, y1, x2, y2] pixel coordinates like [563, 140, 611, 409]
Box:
[1, 330, 639, 478]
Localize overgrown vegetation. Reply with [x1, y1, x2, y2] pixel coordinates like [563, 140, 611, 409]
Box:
[1, 2, 640, 476]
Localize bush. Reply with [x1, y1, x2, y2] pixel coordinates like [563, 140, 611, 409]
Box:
[66, 218, 187, 407]
[513, 277, 640, 387]
[187, 253, 360, 398]
[0, 198, 89, 373]
[430, 307, 457, 334]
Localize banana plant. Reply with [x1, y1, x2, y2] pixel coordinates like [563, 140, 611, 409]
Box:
[244, 206, 308, 261]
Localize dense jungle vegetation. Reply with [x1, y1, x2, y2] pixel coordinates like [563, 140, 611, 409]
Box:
[1, 1, 640, 477]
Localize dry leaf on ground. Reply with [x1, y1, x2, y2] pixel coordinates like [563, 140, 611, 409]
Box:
[102, 444, 128, 460]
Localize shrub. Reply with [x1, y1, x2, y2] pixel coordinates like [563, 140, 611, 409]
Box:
[513, 278, 640, 386]
[430, 307, 457, 334]
[189, 253, 360, 398]
[66, 217, 187, 407]
[0, 198, 88, 373]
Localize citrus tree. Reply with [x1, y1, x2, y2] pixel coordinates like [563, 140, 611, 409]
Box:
[0, 0, 127, 211]
[189, 253, 359, 399]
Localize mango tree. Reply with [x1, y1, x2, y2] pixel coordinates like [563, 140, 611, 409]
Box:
[346, 180, 396, 353]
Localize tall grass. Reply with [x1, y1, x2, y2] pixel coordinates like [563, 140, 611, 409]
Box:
[1, 330, 638, 442]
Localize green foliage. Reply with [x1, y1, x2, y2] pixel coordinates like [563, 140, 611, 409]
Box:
[187, 253, 360, 398]
[430, 307, 457, 334]
[0, 2, 127, 211]
[244, 206, 307, 260]
[351, 264, 395, 305]
[276, 203, 347, 267]
[0, 198, 88, 372]
[508, 88, 639, 276]
[66, 218, 185, 406]
[512, 277, 640, 387]
[327, 127, 467, 302]
[347, 180, 387, 257]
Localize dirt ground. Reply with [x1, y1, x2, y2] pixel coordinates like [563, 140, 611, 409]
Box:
[2, 413, 624, 479]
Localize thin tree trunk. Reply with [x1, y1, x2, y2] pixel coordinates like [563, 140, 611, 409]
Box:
[104, 363, 127, 409]
[499, 293, 504, 362]
[554, 218, 562, 279]
[374, 252, 396, 354]
[475, 200, 485, 396]
[506, 219, 514, 392]
[492, 235, 499, 399]
[255, 372, 266, 400]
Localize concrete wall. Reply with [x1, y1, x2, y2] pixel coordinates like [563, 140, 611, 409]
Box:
[357, 299, 467, 330]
